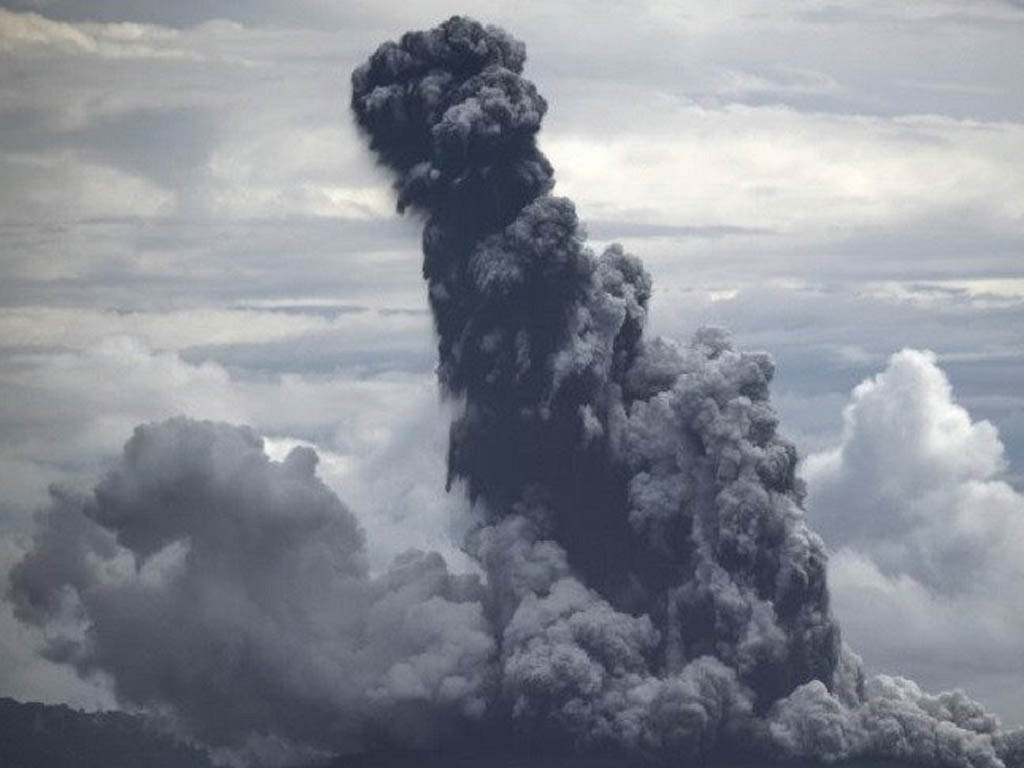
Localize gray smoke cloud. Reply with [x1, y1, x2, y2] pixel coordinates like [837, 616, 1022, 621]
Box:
[5, 14, 1023, 768]
[8, 418, 494, 757]
[349, 15, 1022, 768]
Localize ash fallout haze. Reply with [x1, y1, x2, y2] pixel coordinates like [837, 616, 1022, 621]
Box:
[0, 2, 1023, 767]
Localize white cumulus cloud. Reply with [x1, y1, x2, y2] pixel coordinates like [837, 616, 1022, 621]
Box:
[804, 349, 1024, 725]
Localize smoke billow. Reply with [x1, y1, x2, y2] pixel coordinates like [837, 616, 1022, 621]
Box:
[9, 419, 494, 757]
[349, 15, 1019, 768]
[6, 14, 1022, 768]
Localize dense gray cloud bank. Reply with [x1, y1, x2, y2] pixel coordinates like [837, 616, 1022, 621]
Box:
[6, 15, 1023, 768]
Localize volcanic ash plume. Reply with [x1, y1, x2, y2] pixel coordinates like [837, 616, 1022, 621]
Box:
[8, 419, 494, 756]
[351, 15, 1020, 767]
[6, 15, 1023, 768]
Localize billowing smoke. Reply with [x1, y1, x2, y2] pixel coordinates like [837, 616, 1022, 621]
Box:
[350, 15, 839, 710]
[348, 15, 1020, 768]
[6, 14, 1023, 768]
[9, 419, 494, 758]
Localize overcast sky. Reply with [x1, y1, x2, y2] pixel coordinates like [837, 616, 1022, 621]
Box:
[0, 0, 1022, 728]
